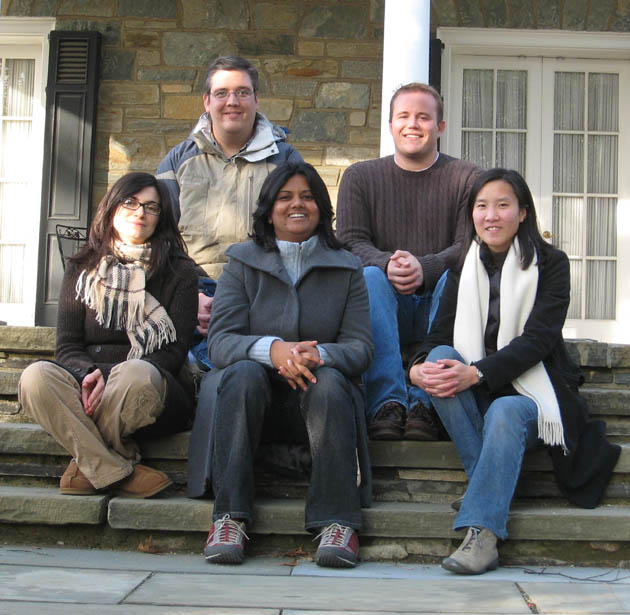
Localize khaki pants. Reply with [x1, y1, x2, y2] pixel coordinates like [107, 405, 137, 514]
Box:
[18, 359, 166, 489]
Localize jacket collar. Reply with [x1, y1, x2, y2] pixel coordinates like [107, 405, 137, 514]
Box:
[191, 112, 286, 162]
[226, 239, 360, 286]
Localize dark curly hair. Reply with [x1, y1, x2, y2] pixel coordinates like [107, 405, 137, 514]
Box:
[251, 162, 344, 251]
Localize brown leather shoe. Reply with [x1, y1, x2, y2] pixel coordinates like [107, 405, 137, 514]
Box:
[368, 402, 406, 440]
[404, 402, 440, 441]
[112, 464, 172, 498]
[60, 460, 97, 495]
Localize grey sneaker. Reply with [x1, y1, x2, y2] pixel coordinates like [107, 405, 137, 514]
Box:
[204, 514, 248, 564]
[442, 526, 499, 575]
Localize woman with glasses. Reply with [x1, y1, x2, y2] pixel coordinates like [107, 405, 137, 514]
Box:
[19, 172, 198, 498]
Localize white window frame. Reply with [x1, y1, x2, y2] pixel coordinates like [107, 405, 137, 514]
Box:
[0, 17, 54, 325]
[438, 28, 630, 344]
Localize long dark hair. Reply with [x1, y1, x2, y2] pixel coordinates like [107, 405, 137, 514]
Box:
[251, 162, 344, 251]
[462, 168, 550, 270]
[71, 172, 187, 275]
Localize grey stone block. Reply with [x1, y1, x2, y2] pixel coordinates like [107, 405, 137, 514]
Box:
[162, 32, 233, 67]
[0, 327, 55, 354]
[0, 486, 107, 525]
[101, 49, 135, 81]
[235, 33, 294, 56]
[300, 6, 367, 39]
[582, 388, 630, 415]
[315, 83, 370, 110]
[0, 370, 21, 396]
[118, 0, 176, 18]
[0, 423, 66, 455]
[291, 111, 347, 144]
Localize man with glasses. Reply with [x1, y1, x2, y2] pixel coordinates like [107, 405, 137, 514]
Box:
[157, 56, 302, 361]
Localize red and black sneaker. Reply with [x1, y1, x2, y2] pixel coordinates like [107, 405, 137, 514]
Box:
[314, 523, 359, 568]
[203, 514, 248, 564]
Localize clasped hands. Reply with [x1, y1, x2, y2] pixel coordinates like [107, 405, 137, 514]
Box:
[387, 250, 423, 295]
[270, 340, 323, 391]
[81, 368, 105, 416]
[409, 359, 479, 398]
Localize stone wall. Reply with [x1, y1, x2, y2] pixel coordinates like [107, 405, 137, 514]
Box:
[4, 0, 629, 206]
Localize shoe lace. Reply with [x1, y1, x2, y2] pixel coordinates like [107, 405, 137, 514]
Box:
[460, 527, 482, 553]
[214, 514, 249, 545]
[314, 523, 352, 547]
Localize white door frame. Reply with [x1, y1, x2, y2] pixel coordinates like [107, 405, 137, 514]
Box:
[0, 18, 54, 325]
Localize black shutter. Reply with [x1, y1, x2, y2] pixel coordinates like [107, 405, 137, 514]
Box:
[35, 31, 100, 326]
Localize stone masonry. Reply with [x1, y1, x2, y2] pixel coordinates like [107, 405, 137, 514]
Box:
[4, 0, 629, 209]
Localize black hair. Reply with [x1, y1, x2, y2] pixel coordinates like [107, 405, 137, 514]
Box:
[204, 55, 259, 94]
[251, 162, 344, 251]
[71, 172, 187, 275]
[462, 167, 551, 270]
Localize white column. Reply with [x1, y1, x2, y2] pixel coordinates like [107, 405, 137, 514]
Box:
[380, 0, 431, 157]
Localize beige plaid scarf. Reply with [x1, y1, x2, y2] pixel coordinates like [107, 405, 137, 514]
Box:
[75, 242, 176, 359]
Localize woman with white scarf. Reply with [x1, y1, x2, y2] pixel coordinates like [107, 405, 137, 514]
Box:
[19, 172, 198, 498]
[409, 168, 620, 575]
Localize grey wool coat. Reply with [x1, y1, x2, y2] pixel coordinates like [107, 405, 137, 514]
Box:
[187, 238, 374, 504]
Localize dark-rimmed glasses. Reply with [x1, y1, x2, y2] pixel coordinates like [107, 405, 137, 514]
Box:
[209, 87, 255, 100]
[120, 197, 161, 216]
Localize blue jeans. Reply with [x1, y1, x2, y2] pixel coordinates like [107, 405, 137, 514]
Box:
[363, 266, 448, 422]
[427, 346, 540, 540]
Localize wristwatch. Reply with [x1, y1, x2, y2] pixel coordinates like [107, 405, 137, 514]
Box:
[475, 366, 485, 384]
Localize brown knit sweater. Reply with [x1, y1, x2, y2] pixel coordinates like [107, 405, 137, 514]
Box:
[336, 154, 481, 290]
[56, 254, 198, 383]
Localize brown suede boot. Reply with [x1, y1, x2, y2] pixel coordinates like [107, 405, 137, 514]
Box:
[112, 464, 172, 498]
[60, 460, 97, 496]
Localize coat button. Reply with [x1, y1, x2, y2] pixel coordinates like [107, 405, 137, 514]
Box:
[94, 346, 102, 353]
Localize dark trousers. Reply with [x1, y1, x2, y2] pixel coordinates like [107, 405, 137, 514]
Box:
[211, 360, 362, 531]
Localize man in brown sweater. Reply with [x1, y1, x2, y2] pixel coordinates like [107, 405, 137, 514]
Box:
[336, 83, 480, 441]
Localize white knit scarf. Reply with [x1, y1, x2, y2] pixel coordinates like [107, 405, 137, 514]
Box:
[75, 242, 176, 359]
[453, 239, 566, 448]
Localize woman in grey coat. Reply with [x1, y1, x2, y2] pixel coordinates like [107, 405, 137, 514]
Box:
[188, 162, 374, 568]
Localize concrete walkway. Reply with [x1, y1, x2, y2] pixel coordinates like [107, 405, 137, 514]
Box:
[1, 545, 629, 614]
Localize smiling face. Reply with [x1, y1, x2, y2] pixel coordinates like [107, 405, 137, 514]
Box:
[270, 174, 321, 243]
[112, 186, 160, 246]
[389, 91, 445, 170]
[472, 180, 527, 254]
[203, 68, 258, 152]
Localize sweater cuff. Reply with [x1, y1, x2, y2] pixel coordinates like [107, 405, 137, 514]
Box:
[248, 336, 282, 368]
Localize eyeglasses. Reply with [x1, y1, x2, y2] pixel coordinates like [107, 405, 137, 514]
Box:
[209, 87, 255, 100]
[120, 197, 161, 216]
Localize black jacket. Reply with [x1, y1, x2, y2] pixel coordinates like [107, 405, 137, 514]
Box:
[412, 245, 620, 508]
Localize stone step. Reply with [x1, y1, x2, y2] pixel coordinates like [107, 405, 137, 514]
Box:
[2, 422, 629, 475]
[2, 485, 629, 543]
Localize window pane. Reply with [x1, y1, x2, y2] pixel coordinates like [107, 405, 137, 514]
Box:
[588, 73, 618, 132]
[554, 72, 584, 131]
[496, 132, 525, 174]
[3, 59, 34, 116]
[462, 131, 492, 168]
[0, 244, 25, 303]
[553, 134, 583, 193]
[496, 70, 526, 129]
[587, 135, 618, 194]
[0, 182, 29, 242]
[586, 197, 616, 257]
[567, 259, 581, 319]
[586, 260, 615, 319]
[1, 120, 33, 179]
[462, 69, 493, 128]
[552, 196, 583, 255]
